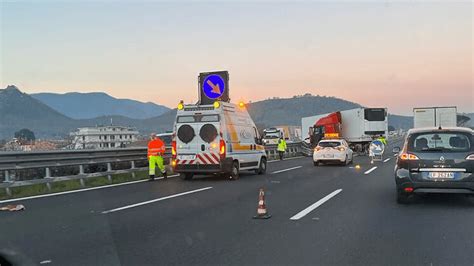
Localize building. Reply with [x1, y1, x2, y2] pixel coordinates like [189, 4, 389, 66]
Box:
[70, 126, 139, 150]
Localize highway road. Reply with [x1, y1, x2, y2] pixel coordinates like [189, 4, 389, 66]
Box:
[2, 139, 474, 266]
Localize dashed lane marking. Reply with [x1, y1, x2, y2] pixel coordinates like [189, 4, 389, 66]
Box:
[290, 189, 343, 220]
[271, 166, 303, 174]
[364, 166, 377, 175]
[102, 187, 213, 214]
[383, 158, 391, 163]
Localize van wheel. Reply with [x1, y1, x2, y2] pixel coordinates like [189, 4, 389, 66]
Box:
[230, 162, 239, 180]
[181, 173, 194, 180]
[313, 161, 319, 166]
[256, 157, 267, 175]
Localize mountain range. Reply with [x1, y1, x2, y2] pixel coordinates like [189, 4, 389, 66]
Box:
[1, 85, 470, 140]
[32, 92, 169, 119]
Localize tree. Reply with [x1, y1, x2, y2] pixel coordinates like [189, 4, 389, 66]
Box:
[14, 128, 35, 144]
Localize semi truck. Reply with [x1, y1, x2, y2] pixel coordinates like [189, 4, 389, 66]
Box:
[301, 107, 388, 152]
[413, 106, 457, 128]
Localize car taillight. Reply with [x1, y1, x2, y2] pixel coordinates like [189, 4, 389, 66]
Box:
[466, 154, 474, 160]
[400, 153, 419, 160]
[171, 140, 177, 158]
[219, 139, 226, 159]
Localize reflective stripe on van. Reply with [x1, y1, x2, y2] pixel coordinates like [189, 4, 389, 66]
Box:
[176, 153, 220, 165]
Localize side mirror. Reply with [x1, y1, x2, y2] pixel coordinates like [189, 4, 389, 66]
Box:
[392, 147, 400, 154]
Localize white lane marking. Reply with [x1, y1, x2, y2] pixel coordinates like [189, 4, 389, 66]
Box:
[0, 174, 179, 204]
[268, 156, 304, 163]
[364, 167, 377, 175]
[383, 158, 391, 163]
[40, 260, 52, 264]
[290, 189, 342, 220]
[102, 187, 213, 214]
[271, 166, 302, 174]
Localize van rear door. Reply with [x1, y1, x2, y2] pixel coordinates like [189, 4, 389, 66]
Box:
[176, 114, 221, 165]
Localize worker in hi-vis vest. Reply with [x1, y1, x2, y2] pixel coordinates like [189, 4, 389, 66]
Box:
[277, 137, 287, 161]
[147, 134, 167, 181]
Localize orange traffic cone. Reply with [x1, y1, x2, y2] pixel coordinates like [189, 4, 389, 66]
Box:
[253, 188, 271, 219]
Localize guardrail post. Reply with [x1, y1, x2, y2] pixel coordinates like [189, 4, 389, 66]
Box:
[107, 163, 112, 172]
[45, 167, 51, 178]
[4, 170, 10, 182]
[131, 161, 135, 169]
[79, 165, 84, 175]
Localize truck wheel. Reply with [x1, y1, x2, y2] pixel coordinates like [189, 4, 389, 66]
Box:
[181, 173, 194, 180]
[230, 161, 240, 180]
[313, 161, 319, 166]
[256, 157, 267, 175]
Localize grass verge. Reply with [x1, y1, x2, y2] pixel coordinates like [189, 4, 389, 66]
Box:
[0, 170, 151, 201]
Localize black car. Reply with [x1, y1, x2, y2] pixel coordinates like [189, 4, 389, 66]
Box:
[393, 127, 474, 204]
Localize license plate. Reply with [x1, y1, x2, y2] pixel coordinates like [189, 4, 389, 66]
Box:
[428, 172, 454, 179]
[178, 155, 196, 160]
[323, 154, 334, 158]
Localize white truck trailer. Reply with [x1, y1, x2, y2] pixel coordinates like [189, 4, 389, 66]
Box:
[413, 106, 457, 128]
[301, 107, 388, 152]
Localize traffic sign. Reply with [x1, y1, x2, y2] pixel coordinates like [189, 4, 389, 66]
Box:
[369, 140, 385, 155]
[198, 71, 229, 104]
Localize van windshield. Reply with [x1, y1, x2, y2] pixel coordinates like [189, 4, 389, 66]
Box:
[177, 114, 220, 123]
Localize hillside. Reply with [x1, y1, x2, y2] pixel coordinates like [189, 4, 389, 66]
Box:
[2, 86, 454, 140]
[247, 95, 362, 127]
[32, 92, 170, 119]
[0, 86, 77, 138]
[0, 86, 175, 139]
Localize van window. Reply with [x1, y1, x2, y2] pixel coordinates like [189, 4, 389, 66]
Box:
[177, 114, 219, 123]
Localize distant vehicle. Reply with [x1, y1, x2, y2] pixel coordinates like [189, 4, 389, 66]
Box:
[413, 106, 457, 128]
[313, 138, 353, 166]
[276, 125, 302, 143]
[262, 126, 301, 145]
[393, 127, 474, 204]
[156, 132, 173, 147]
[172, 101, 267, 180]
[302, 107, 388, 152]
[262, 128, 282, 145]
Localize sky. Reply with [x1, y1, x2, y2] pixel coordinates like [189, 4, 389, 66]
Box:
[0, 1, 472, 115]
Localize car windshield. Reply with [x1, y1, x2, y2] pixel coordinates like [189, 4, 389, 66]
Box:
[408, 132, 471, 152]
[318, 141, 342, 147]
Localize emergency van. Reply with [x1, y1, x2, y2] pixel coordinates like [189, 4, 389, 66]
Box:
[172, 100, 267, 180]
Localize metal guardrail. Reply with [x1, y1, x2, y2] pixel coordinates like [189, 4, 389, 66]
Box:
[0, 144, 303, 196]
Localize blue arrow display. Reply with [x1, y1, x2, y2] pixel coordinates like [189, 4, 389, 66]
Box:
[202, 74, 225, 99]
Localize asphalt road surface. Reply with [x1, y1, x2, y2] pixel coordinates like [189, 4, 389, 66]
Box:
[2, 139, 474, 265]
